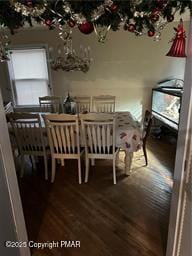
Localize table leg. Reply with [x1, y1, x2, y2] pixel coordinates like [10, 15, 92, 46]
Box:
[124, 152, 133, 175]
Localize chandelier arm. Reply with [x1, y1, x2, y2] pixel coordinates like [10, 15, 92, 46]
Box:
[50, 26, 92, 72]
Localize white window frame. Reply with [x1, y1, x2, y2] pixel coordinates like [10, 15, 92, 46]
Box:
[8, 44, 53, 109]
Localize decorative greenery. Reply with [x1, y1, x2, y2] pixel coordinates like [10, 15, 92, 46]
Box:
[0, 0, 191, 35]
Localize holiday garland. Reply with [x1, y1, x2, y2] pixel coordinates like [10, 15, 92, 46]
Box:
[0, 0, 191, 36]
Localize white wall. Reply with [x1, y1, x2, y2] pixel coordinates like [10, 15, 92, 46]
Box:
[0, 21, 188, 120]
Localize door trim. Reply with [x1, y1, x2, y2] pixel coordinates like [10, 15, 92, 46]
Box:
[166, 18, 192, 256]
[0, 89, 30, 256]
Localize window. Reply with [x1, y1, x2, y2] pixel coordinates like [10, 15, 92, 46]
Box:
[8, 47, 50, 106]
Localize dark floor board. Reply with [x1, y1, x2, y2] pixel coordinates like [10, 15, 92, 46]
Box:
[19, 137, 176, 256]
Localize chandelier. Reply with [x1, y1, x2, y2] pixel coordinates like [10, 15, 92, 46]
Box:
[49, 27, 92, 73]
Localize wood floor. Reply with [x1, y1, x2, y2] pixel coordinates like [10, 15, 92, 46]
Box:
[18, 137, 176, 256]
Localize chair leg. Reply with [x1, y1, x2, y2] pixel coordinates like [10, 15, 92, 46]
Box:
[85, 157, 90, 183]
[78, 158, 82, 184]
[113, 157, 117, 185]
[61, 159, 64, 166]
[30, 155, 37, 170]
[44, 154, 48, 180]
[29, 155, 33, 168]
[12, 149, 19, 171]
[91, 159, 95, 166]
[116, 150, 120, 166]
[51, 158, 56, 183]
[143, 144, 148, 166]
[20, 155, 25, 178]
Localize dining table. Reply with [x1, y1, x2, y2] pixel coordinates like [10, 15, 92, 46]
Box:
[8, 111, 143, 174]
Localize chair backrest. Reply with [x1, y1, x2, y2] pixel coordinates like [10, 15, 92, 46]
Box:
[45, 114, 80, 155]
[8, 113, 44, 154]
[143, 110, 153, 141]
[74, 96, 91, 113]
[80, 113, 116, 155]
[4, 102, 14, 114]
[92, 95, 116, 113]
[39, 96, 61, 113]
[5, 102, 14, 122]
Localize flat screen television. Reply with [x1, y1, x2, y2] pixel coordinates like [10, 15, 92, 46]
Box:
[152, 87, 183, 131]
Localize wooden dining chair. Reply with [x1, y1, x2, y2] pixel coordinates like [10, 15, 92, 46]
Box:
[8, 112, 48, 179]
[92, 95, 116, 113]
[5, 102, 15, 123]
[5, 102, 16, 155]
[74, 96, 91, 113]
[4, 102, 14, 114]
[45, 114, 83, 183]
[142, 110, 153, 166]
[80, 113, 119, 184]
[6, 108, 21, 167]
[39, 96, 61, 113]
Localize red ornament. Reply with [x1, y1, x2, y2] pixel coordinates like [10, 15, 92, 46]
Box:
[150, 9, 160, 22]
[150, 14, 159, 22]
[109, 4, 118, 12]
[152, 9, 160, 16]
[166, 19, 186, 57]
[167, 14, 174, 22]
[78, 22, 94, 34]
[45, 19, 52, 27]
[68, 19, 76, 28]
[26, 0, 33, 7]
[156, 0, 167, 9]
[127, 24, 136, 33]
[148, 30, 155, 37]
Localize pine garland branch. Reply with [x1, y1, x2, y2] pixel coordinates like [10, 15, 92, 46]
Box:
[0, 0, 191, 34]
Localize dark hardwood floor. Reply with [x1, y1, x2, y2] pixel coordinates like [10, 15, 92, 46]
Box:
[18, 137, 176, 256]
